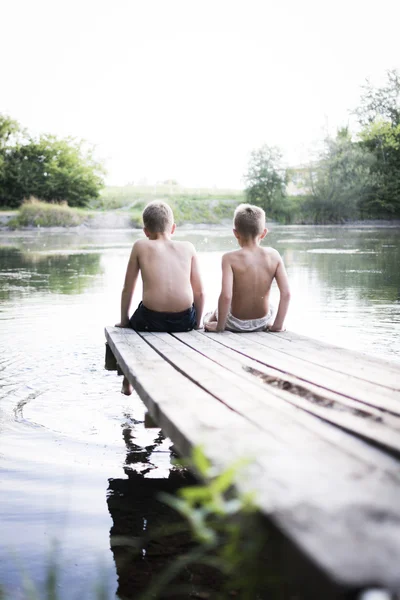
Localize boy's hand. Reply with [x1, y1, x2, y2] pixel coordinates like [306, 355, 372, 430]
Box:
[266, 324, 286, 332]
[115, 321, 130, 328]
[204, 321, 219, 332]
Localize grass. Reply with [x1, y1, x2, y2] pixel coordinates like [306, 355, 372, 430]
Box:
[169, 197, 237, 225]
[8, 198, 88, 228]
[90, 184, 245, 211]
[4, 186, 246, 229]
[93, 185, 243, 227]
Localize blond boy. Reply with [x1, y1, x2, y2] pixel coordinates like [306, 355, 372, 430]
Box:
[116, 201, 204, 392]
[204, 203, 290, 333]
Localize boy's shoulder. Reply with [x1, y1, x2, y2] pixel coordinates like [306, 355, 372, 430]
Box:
[261, 245, 281, 259]
[222, 246, 281, 261]
[132, 238, 150, 253]
[134, 238, 195, 255]
[171, 239, 196, 254]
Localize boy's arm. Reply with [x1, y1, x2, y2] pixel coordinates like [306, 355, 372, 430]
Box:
[190, 249, 205, 328]
[269, 256, 290, 332]
[216, 254, 233, 332]
[115, 244, 140, 327]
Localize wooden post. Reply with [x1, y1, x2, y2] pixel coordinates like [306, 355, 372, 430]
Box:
[144, 412, 158, 428]
[105, 343, 118, 371]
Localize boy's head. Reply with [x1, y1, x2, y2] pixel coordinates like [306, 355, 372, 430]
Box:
[233, 204, 266, 240]
[142, 201, 174, 234]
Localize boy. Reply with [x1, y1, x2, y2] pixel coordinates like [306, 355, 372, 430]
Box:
[116, 200, 204, 393]
[204, 203, 290, 333]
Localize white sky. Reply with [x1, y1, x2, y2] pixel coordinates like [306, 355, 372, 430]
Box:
[1, 0, 399, 188]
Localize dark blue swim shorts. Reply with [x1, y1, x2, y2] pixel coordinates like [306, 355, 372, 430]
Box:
[129, 302, 197, 332]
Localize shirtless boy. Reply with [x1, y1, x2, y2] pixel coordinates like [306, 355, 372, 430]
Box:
[204, 203, 290, 333]
[116, 200, 204, 393]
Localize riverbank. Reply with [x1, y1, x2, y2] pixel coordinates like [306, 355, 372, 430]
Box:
[2, 206, 400, 231]
[0, 192, 241, 230]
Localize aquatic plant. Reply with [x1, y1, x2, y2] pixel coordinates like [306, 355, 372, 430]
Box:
[132, 447, 279, 600]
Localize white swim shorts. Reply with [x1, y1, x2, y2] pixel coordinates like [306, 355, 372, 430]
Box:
[224, 309, 273, 332]
[205, 308, 273, 332]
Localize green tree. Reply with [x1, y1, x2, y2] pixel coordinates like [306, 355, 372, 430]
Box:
[0, 115, 21, 149]
[355, 69, 400, 127]
[304, 128, 375, 223]
[0, 115, 23, 193]
[355, 70, 400, 217]
[0, 115, 105, 207]
[244, 145, 287, 219]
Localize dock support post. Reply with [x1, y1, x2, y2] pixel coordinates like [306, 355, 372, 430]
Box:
[105, 343, 118, 371]
[144, 412, 158, 428]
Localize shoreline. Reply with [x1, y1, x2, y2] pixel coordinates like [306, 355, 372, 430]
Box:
[1, 210, 400, 232]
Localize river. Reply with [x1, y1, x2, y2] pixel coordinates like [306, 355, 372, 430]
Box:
[0, 224, 399, 599]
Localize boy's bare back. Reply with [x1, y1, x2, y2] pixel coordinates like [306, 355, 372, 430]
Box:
[129, 238, 198, 312]
[117, 201, 204, 333]
[204, 203, 290, 333]
[224, 245, 283, 320]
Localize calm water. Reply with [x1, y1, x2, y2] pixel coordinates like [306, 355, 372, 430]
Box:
[0, 224, 399, 599]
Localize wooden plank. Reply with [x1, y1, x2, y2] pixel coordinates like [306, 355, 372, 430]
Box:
[172, 330, 400, 456]
[141, 330, 400, 477]
[135, 330, 400, 590]
[105, 327, 400, 593]
[199, 331, 400, 416]
[253, 331, 400, 391]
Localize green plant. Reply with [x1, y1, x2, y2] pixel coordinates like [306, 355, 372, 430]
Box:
[0, 552, 110, 600]
[10, 197, 86, 228]
[135, 447, 277, 600]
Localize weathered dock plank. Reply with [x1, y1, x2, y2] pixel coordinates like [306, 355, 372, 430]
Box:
[171, 330, 400, 455]
[104, 326, 400, 598]
[204, 330, 400, 415]
[250, 331, 400, 390]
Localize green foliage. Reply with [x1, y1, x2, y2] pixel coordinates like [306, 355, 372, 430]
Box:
[0, 114, 105, 208]
[358, 121, 400, 216]
[356, 70, 400, 217]
[138, 447, 276, 600]
[355, 69, 400, 127]
[95, 184, 244, 210]
[303, 128, 375, 223]
[0, 244, 102, 300]
[244, 145, 287, 219]
[0, 560, 109, 600]
[88, 184, 240, 227]
[0, 115, 21, 149]
[170, 197, 235, 225]
[9, 198, 86, 228]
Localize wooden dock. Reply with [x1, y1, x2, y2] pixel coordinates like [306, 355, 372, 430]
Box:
[105, 326, 400, 599]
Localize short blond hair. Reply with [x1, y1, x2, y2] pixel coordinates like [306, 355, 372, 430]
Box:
[234, 204, 265, 238]
[142, 201, 174, 233]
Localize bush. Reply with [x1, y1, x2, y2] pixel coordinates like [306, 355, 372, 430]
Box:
[0, 114, 105, 208]
[10, 197, 86, 228]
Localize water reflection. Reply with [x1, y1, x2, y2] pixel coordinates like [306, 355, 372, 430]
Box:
[271, 226, 400, 303]
[107, 413, 200, 599]
[0, 246, 103, 299]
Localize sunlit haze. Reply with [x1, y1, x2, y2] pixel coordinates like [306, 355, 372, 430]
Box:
[1, 0, 399, 187]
